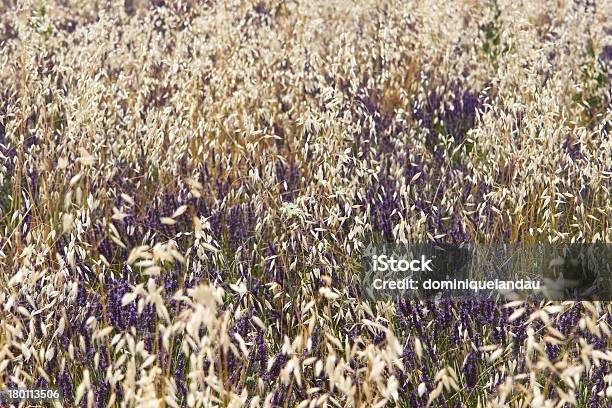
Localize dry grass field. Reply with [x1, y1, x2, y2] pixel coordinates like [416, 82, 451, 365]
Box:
[0, 0, 611, 407]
